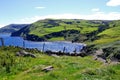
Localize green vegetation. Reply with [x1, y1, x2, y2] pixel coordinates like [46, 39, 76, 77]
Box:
[94, 21, 120, 44]
[9, 19, 120, 79]
[11, 19, 120, 44]
[12, 19, 105, 42]
[48, 37, 65, 41]
[29, 19, 99, 37]
[91, 20, 120, 60]
[1, 46, 120, 80]
[10, 19, 120, 59]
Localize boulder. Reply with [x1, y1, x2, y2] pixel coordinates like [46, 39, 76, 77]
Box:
[42, 66, 54, 72]
[16, 50, 36, 58]
[51, 54, 60, 58]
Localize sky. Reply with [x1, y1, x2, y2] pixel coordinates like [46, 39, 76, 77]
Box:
[0, 0, 120, 27]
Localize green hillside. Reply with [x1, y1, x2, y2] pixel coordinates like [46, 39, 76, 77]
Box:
[29, 19, 99, 36]
[12, 19, 120, 45]
[1, 47, 120, 80]
[11, 19, 108, 42]
[94, 20, 120, 44]
[11, 19, 120, 62]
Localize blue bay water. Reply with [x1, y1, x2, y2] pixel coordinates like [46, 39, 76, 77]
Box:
[0, 34, 85, 53]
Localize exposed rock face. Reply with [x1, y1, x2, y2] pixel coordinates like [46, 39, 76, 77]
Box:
[16, 50, 36, 58]
[42, 66, 54, 72]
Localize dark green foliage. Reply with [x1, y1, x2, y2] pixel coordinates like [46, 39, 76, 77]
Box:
[0, 47, 17, 73]
[43, 19, 60, 28]
[93, 40, 120, 60]
[11, 25, 30, 37]
[102, 46, 120, 60]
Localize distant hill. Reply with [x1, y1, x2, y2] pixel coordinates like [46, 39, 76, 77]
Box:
[11, 19, 111, 42]
[0, 24, 30, 33]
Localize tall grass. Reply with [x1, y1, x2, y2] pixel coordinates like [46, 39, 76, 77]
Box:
[0, 47, 120, 80]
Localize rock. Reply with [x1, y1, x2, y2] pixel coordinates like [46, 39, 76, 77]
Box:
[51, 54, 60, 58]
[95, 49, 104, 56]
[16, 50, 36, 58]
[42, 66, 54, 72]
[16, 52, 22, 56]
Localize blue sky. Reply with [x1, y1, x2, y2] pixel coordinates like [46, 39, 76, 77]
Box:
[0, 0, 120, 27]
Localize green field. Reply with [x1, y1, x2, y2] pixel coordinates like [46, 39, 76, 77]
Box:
[29, 19, 100, 37]
[0, 47, 120, 80]
[48, 37, 65, 41]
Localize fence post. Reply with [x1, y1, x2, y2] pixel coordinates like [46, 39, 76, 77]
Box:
[63, 47, 66, 53]
[42, 43, 45, 53]
[0, 38, 4, 46]
[73, 48, 77, 56]
[23, 40, 25, 48]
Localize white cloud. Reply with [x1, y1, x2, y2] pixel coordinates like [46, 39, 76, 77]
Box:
[1, 12, 120, 27]
[0, 24, 6, 28]
[91, 8, 100, 12]
[35, 6, 46, 9]
[106, 0, 120, 6]
[18, 12, 120, 24]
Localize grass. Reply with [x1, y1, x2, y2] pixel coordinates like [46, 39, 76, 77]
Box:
[0, 46, 120, 80]
[94, 37, 120, 44]
[12, 19, 114, 43]
[80, 26, 98, 34]
[94, 26, 120, 44]
[4, 19, 120, 79]
[29, 26, 65, 37]
[48, 37, 65, 41]
[28, 19, 101, 38]
[98, 26, 120, 37]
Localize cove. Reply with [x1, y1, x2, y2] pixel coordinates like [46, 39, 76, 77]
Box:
[0, 34, 86, 54]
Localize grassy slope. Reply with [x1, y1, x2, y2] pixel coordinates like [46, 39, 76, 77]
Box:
[7, 20, 120, 80]
[26, 19, 101, 41]
[94, 20, 120, 45]
[11, 19, 120, 44]
[29, 19, 120, 45]
[0, 47, 120, 80]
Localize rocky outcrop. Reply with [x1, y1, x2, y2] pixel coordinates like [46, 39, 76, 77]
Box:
[42, 66, 54, 72]
[16, 50, 36, 58]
